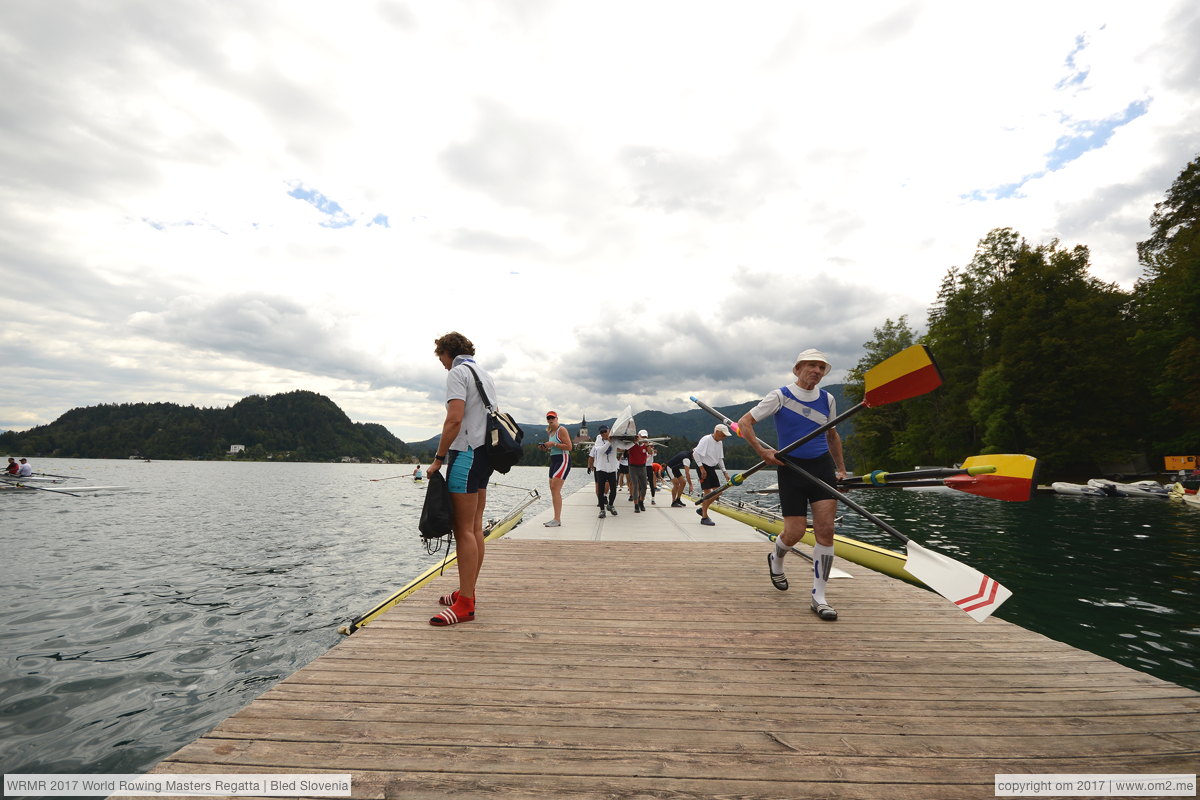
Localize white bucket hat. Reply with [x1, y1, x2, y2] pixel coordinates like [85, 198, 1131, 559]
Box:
[794, 348, 832, 376]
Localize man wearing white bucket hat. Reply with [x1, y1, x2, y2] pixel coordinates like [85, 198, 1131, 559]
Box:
[693, 424, 731, 525]
[737, 348, 847, 621]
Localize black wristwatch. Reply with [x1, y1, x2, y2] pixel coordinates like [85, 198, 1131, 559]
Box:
[434, 454, 446, 462]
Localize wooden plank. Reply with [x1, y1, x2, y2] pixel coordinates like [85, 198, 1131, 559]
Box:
[230, 698, 1200, 736]
[142, 535, 1200, 800]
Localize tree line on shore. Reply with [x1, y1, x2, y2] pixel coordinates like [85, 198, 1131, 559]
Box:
[843, 155, 1199, 479]
[0, 390, 410, 463]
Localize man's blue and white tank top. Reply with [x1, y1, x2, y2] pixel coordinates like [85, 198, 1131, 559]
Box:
[772, 385, 833, 459]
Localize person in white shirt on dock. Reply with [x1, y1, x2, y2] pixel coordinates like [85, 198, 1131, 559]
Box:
[426, 331, 497, 627]
[587, 425, 620, 518]
[737, 348, 847, 621]
[693, 425, 731, 525]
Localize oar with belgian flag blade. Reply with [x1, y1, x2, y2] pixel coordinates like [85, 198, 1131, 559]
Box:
[691, 391, 1014, 622]
[840, 454, 1039, 502]
[695, 344, 944, 506]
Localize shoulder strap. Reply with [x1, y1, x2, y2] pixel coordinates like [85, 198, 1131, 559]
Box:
[462, 364, 495, 411]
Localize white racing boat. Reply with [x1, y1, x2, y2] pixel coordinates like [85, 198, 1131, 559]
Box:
[1, 476, 128, 496]
[605, 406, 669, 447]
[2, 475, 65, 483]
[1051, 481, 1108, 497]
[1087, 478, 1169, 499]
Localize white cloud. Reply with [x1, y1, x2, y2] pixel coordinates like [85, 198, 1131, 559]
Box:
[1, 0, 1197, 442]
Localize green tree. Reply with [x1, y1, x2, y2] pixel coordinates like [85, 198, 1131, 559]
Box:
[1131, 154, 1200, 453]
[844, 316, 918, 470]
[916, 228, 1137, 476]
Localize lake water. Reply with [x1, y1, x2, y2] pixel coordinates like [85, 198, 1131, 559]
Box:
[1, 458, 1197, 779]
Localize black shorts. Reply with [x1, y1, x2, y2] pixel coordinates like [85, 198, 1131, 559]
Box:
[777, 452, 838, 517]
[698, 466, 721, 490]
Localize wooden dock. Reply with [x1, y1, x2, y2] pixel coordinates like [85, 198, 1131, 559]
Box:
[138, 488, 1200, 799]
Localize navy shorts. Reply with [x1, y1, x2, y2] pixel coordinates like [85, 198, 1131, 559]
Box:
[778, 452, 837, 517]
[549, 454, 571, 480]
[446, 447, 493, 494]
[698, 466, 721, 490]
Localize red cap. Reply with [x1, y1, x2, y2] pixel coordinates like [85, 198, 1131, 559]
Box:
[545, 410, 557, 418]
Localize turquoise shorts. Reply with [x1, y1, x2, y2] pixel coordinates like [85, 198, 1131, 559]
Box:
[445, 447, 493, 494]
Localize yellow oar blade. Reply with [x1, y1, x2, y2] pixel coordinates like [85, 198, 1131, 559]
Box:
[949, 454, 1039, 502]
[863, 344, 943, 407]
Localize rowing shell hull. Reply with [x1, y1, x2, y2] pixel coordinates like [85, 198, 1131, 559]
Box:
[0, 484, 128, 494]
[340, 508, 527, 634]
[708, 501, 919, 586]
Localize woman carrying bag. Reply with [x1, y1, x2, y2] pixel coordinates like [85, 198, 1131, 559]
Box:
[426, 331, 498, 626]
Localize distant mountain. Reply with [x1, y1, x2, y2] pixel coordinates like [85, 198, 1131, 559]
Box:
[408, 384, 854, 469]
[0, 390, 410, 462]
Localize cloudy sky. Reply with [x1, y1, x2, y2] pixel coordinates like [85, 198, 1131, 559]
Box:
[2, 2, 1197, 442]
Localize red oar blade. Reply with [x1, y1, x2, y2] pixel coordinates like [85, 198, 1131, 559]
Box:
[903, 541, 1013, 622]
[952, 454, 1039, 502]
[862, 344, 943, 407]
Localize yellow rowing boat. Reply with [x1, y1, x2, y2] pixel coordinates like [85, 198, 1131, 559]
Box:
[704, 498, 922, 586]
[339, 492, 535, 635]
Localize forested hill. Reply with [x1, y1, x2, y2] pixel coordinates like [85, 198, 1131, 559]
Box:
[0, 390, 410, 462]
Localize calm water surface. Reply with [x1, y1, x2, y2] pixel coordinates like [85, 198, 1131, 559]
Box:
[0, 459, 1196, 777]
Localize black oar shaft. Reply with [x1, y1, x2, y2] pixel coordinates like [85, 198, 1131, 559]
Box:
[10, 483, 82, 497]
[843, 466, 972, 484]
[839, 479, 952, 489]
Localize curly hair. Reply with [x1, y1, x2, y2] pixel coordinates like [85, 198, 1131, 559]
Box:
[433, 331, 475, 359]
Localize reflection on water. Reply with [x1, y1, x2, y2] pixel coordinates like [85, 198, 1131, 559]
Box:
[749, 484, 1200, 692]
[0, 459, 1196, 778]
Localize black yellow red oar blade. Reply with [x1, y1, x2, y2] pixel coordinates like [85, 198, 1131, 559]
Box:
[862, 344, 943, 407]
[947, 454, 1038, 502]
[840, 455, 1037, 502]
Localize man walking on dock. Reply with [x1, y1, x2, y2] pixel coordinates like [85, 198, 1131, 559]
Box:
[693, 425, 731, 525]
[736, 348, 846, 621]
[588, 425, 619, 518]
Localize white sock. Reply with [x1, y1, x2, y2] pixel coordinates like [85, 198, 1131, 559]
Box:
[812, 543, 835, 605]
[772, 538, 789, 571]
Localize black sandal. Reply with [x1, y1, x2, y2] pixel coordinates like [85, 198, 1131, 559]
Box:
[768, 553, 788, 591]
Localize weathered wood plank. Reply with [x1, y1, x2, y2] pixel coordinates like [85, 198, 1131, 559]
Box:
[143, 536, 1200, 799]
[230, 699, 1200, 736]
